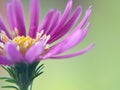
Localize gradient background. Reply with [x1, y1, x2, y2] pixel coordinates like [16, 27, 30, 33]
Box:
[0, 0, 120, 90]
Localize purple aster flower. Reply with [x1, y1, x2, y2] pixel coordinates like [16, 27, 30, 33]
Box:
[0, 0, 94, 65]
[0, 0, 95, 90]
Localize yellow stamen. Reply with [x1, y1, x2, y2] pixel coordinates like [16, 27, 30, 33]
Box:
[11, 28, 19, 38]
[44, 44, 50, 52]
[0, 31, 9, 43]
[0, 48, 5, 56]
[35, 30, 44, 42]
[0, 42, 4, 49]
[0, 42, 5, 56]
[13, 36, 35, 55]
[0, 29, 50, 55]
[14, 28, 19, 36]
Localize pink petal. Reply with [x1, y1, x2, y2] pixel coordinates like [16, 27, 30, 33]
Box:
[0, 16, 11, 39]
[5, 42, 24, 63]
[0, 55, 11, 65]
[75, 6, 92, 30]
[49, 0, 72, 43]
[45, 11, 61, 35]
[38, 9, 56, 33]
[46, 23, 90, 57]
[6, 3, 15, 30]
[25, 41, 44, 63]
[12, 0, 26, 36]
[49, 44, 95, 59]
[49, 6, 82, 43]
[28, 0, 40, 38]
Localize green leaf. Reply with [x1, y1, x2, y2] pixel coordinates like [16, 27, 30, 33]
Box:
[32, 71, 44, 80]
[35, 64, 44, 72]
[2, 66, 15, 78]
[7, 67, 16, 78]
[0, 77, 16, 84]
[6, 79, 16, 83]
[0, 77, 11, 80]
[2, 86, 19, 90]
[35, 64, 44, 74]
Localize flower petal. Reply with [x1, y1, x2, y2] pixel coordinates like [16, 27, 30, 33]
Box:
[12, 0, 26, 36]
[0, 16, 11, 39]
[0, 55, 11, 65]
[38, 9, 56, 33]
[46, 23, 90, 57]
[49, 6, 82, 43]
[45, 11, 61, 35]
[75, 6, 92, 30]
[49, 0, 72, 42]
[25, 41, 44, 63]
[5, 42, 23, 63]
[49, 44, 95, 59]
[6, 3, 15, 30]
[28, 0, 40, 38]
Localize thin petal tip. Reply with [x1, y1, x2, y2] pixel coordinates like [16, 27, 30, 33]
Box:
[90, 43, 96, 48]
[50, 8, 56, 12]
[86, 5, 92, 15]
[89, 5, 92, 9]
[68, 0, 72, 2]
[67, 0, 73, 6]
[75, 5, 82, 12]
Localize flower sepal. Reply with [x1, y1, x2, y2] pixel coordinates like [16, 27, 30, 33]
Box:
[0, 61, 44, 90]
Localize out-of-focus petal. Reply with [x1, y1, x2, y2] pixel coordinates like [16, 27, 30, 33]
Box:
[49, 0, 72, 43]
[38, 9, 56, 33]
[28, 0, 40, 38]
[25, 41, 44, 63]
[0, 16, 11, 39]
[46, 11, 61, 35]
[5, 42, 23, 63]
[75, 6, 92, 30]
[0, 55, 11, 65]
[6, 3, 15, 30]
[12, 0, 26, 36]
[46, 23, 90, 57]
[49, 6, 82, 43]
[49, 44, 95, 59]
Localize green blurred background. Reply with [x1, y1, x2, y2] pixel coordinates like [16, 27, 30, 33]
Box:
[0, 0, 120, 90]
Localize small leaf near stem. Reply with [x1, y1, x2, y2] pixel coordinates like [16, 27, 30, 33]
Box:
[1, 61, 44, 90]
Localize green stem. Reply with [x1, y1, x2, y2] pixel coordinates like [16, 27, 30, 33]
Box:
[18, 79, 32, 90]
[16, 64, 31, 90]
[1, 62, 44, 90]
[30, 81, 33, 90]
[19, 86, 29, 90]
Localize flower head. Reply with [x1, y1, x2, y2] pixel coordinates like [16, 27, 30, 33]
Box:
[0, 0, 95, 65]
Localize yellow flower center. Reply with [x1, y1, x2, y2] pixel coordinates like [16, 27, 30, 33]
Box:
[13, 36, 35, 55]
[0, 29, 50, 56]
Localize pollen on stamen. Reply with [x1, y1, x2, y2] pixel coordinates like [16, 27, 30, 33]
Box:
[36, 30, 44, 41]
[13, 36, 35, 55]
[11, 28, 19, 38]
[36, 31, 51, 51]
[44, 44, 50, 51]
[0, 42, 5, 55]
[14, 28, 19, 36]
[44, 35, 51, 45]
[0, 42, 4, 49]
[0, 29, 50, 56]
[0, 30, 9, 43]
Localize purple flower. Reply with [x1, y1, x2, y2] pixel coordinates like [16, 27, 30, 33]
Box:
[0, 0, 95, 65]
